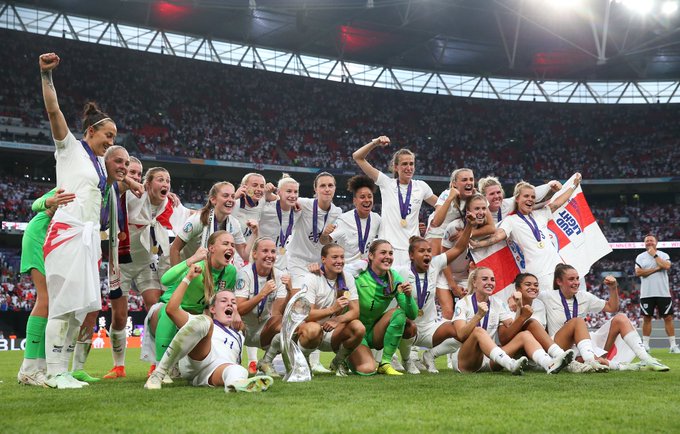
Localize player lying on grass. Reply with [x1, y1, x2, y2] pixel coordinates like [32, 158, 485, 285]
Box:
[145, 262, 273, 392]
[450, 267, 572, 375]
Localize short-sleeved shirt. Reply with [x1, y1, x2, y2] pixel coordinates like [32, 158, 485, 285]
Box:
[234, 265, 288, 332]
[286, 198, 342, 264]
[303, 272, 358, 325]
[499, 208, 562, 279]
[231, 198, 266, 238]
[177, 213, 245, 259]
[538, 289, 606, 336]
[375, 171, 433, 251]
[53, 131, 106, 225]
[395, 254, 447, 327]
[328, 210, 381, 263]
[453, 294, 513, 340]
[635, 250, 671, 298]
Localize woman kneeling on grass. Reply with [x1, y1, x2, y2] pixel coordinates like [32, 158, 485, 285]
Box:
[539, 264, 669, 372]
[145, 262, 273, 392]
[451, 267, 572, 374]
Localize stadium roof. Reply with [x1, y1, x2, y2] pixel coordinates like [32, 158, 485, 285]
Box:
[14, 0, 680, 81]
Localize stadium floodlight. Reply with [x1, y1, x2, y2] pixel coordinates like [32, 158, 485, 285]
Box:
[249, 0, 256, 11]
[547, 0, 582, 9]
[616, 0, 654, 14]
[662, 0, 679, 15]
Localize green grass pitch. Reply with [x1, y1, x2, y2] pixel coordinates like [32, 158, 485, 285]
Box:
[2, 348, 679, 433]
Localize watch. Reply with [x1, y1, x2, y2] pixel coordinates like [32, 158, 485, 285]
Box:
[653, 254, 659, 258]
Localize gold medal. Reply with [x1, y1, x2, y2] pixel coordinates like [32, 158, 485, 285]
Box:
[343, 291, 350, 299]
[418, 309, 423, 317]
[151, 245, 159, 254]
[100, 231, 107, 240]
[279, 247, 286, 255]
[247, 187, 255, 197]
[400, 219, 407, 228]
[537, 241, 544, 249]
[118, 232, 127, 241]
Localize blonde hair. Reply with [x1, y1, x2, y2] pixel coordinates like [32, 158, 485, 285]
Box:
[449, 168, 473, 187]
[200, 181, 235, 225]
[513, 181, 536, 201]
[277, 173, 299, 190]
[143, 167, 169, 186]
[250, 237, 277, 281]
[240, 172, 265, 187]
[478, 176, 502, 196]
[389, 149, 415, 178]
[466, 266, 493, 293]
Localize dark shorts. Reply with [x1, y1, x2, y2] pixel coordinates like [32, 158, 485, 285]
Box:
[640, 297, 674, 317]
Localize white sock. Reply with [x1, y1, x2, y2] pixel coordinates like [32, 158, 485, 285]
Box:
[608, 360, 620, 370]
[531, 349, 553, 371]
[20, 358, 39, 373]
[333, 343, 353, 364]
[623, 331, 651, 362]
[547, 343, 565, 358]
[669, 336, 677, 348]
[110, 328, 128, 367]
[300, 345, 315, 359]
[45, 316, 70, 377]
[309, 349, 321, 366]
[399, 337, 415, 362]
[246, 346, 258, 363]
[642, 336, 651, 347]
[262, 334, 281, 364]
[576, 339, 597, 362]
[431, 338, 462, 358]
[156, 315, 211, 376]
[489, 347, 515, 371]
[222, 364, 248, 391]
[71, 339, 92, 371]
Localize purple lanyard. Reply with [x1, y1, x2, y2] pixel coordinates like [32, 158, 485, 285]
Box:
[321, 265, 348, 296]
[471, 293, 490, 330]
[410, 263, 428, 309]
[354, 210, 371, 254]
[312, 198, 330, 243]
[252, 263, 272, 317]
[276, 201, 294, 248]
[213, 320, 243, 364]
[369, 268, 392, 296]
[517, 212, 542, 242]
[397, 180, 412, 222]
[497, 208, 503, 222]
[559, 291, 578, 321]
[80, 140, 107, 197]
[240, 195, 258, 209]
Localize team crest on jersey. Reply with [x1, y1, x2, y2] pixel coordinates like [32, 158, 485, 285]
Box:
[235, 278, 246, 290]
[454, 306, 461, 317]
[218, 279, 227, 291]
[183, 222, 193, 233]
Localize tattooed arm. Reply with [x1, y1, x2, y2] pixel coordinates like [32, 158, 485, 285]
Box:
[39, 53, 68, 141]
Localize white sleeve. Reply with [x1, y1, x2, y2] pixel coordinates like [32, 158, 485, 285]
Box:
[234, 270, 252, 299]
[54, 130, 77, 151]
[177, 215, 200, 243]
[302, 273, 318, 304]
[435, 189, 450, 206]
[329, 217, 350, 244]
[583, 291, 606, 313]
[497, 300, 514, 322]
[344, 260, 368, 277]
[498, 216, 513, 238]
[274, 274, 289, 299]
[229, 219, 247, 245]
[534, 183, 552, 203]
[421, 181, 434, 201]
[453, 298, 470, 322]
[375, 171, 391, 189]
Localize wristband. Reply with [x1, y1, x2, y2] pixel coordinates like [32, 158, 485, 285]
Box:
[654, 254, 659, 258]
[182, 277, 191, 286]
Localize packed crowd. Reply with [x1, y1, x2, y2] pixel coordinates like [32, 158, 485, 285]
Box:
[2, 30, 680, 182]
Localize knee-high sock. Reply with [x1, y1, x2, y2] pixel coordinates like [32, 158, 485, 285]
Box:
[489, 347, 515, 371]
[547, 343, 565, 358]
[110, 328, 127, 367]
[45, 313, 75, 377]
[61, 314, 81, 372]
[21, 316, 48, 372]
[309, 349, 321, 366]
[246, 346, 258, 363]
[399, 336, 415, 362]
[380, 309, 406, 365]
[623, 331, 652, 362]
[72, 325, 94, 371]
[531, 349, 553, 371]
[222, 364, 248, 390]
[154, 307, 178, 363]
[431, 338, 461, 358]
[156, 315, 212, 377]
[576, 339, 597, 362]
[332, 343, 353, 365]
[262, 334, 281, 364]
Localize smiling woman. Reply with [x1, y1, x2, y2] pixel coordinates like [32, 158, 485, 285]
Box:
[37, 52, 121, 389]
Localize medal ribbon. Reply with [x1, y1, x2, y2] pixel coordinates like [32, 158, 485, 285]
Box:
[252, 263, 273, 317]
[368, 268, 392, 296]
[312, 198, 330, 243]
[80, 140, 107, 197]
[354, 210, 371, 254]
[240, 195, 258, 209]
[411, 262, 428, 309]
[321, 265, 348, 296]
[277, 201, 294, 248]
[213, 320, 243, 364]
[517, 212, 542, 243]
[497, 208, 503, 222]
[559, 291, 578, 321]
[397, 180, 412, 223]
[471, 293, 490, 330]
